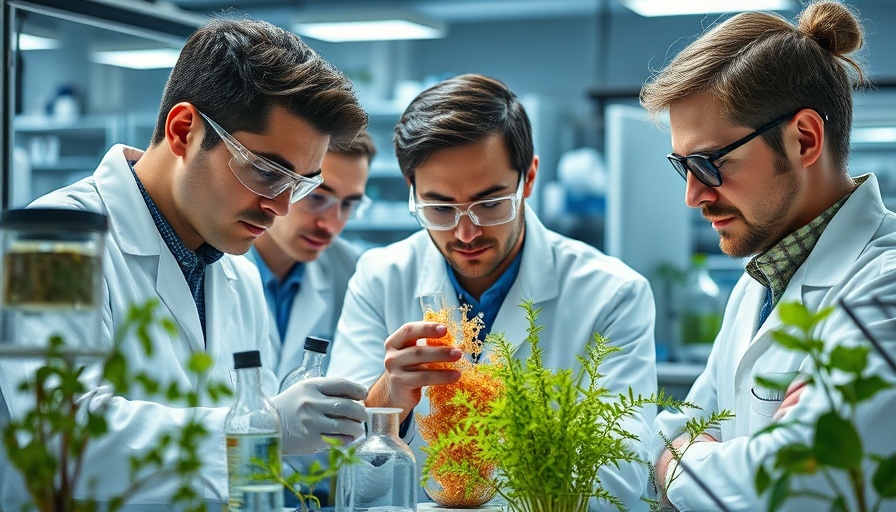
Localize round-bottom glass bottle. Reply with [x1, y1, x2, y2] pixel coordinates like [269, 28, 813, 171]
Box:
[336, 407, 417, 512]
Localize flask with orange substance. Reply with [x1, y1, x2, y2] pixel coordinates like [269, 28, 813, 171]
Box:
[417, 293, 503, 508]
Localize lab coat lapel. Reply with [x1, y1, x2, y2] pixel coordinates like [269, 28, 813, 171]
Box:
[414, 241, 458, 312]
[155, 253, 205, 354]
[279, 264, 328, 378]
[204, 258, 239, 375]
[489, 207, 559, 361]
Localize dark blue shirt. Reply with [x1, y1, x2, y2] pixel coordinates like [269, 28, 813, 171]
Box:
[247, 247, 306, 341]
[129, 164, 223, 341]
[446, 247, 524, 359]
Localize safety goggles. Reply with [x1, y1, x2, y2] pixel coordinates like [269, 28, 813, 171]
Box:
[198, 110, 323, 203]
[296, 191, 372, 220]
[409, 177, 524, 231]
[667, 112, 795, 188]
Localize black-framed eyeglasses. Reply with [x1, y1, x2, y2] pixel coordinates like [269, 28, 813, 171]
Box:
[197, 110, 323, 203]
[667, 112, 796, 188]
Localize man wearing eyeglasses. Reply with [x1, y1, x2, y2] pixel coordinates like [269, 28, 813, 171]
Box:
[250, 130, 376, 386]
[641, 2, 896, 511]
[328, 74, 658, 510]
[0, 18, 371, 507]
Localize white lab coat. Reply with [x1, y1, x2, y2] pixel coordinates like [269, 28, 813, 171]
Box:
[656, 174, 896, 511]
[328, 206, 658, 511]
[0, 145, 278, 509]
[266, 237, 360, 385]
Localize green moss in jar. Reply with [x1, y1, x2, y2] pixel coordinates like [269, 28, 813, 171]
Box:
[4, 243, 99, 309]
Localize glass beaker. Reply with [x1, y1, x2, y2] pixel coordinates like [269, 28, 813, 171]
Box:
[0, 208, 107, 355]
[336, 407, 417, 512]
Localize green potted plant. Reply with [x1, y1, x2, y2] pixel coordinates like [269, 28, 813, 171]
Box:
[1, 300, 231, 512]
[423, 301, 683, 512]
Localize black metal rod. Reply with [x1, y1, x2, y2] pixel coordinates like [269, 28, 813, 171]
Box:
[839, 297, 896, 376]
[675, 458, 733, 512]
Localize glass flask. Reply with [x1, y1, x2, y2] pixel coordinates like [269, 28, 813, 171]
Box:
[279, 335, 330, 393]
[225, 350, 284, 512]
[676, 253, 725, 362]
[336, 407, 417, 512]
[0, 208, 107, 356]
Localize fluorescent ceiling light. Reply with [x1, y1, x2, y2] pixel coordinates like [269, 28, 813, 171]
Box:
[623, 0, 794, 17]
[91, 48, 180, 70]
[17, 33, 60, 51]
[294, 20, 444, 42]
[851, 127, 896, 144]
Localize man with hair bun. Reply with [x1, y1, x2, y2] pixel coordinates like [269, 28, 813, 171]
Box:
[642, 1, 896, 510]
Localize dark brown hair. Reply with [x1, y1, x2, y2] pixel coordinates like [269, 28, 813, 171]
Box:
[330, 129, 377, 165]
[151, 17, 367, 150]
[394, 74, 533, 183]
[640, 1, 865, 171]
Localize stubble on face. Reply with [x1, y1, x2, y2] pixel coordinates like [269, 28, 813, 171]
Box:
[432, 206, 525, 281]
[712, 155, 797, 258]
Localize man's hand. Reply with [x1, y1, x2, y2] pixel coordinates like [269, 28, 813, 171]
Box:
[272, 377, 368, 455]
[772, 375, 809, 422]
[365, 321, 462, 422]
[654, 432, 718, 507]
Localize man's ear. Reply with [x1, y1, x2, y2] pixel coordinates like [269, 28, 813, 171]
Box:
[791, 108, 825, 169]
[523, 156, 539, 198]
[165, 102, 202, 158]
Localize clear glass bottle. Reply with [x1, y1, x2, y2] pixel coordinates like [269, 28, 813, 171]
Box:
[677, 253, 725, 362]
[279, 336, 330, 393]
[336, 407, 417, 512]
[225, 350, 284, 512]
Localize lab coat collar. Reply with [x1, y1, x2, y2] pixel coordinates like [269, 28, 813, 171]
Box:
[413, 204, 558, 306]
[799, 173, 886, 288]
[750, 173, 886, 342]
[94, 145, 238, 282]
[94, 145, 162, 257]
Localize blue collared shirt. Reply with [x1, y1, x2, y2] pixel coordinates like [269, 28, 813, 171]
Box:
[247, 247, 306, 341]
[446, 247, 524, 357]
[129, 163, 223, 341]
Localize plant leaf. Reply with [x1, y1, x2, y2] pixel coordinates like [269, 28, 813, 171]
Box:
[755, 464, 771, 495]
[828, 345, 868, 374]
[778, 302, 813, 332]
[771, 331, 809, 352]
[854, 375, 892, 403]
[872, 452, 896, 497]
[813, 412, 862, 470]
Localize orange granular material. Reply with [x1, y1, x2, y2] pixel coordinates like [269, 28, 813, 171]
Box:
[417, 305, 504, 506]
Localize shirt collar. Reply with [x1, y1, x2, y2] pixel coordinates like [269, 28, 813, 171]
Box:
[128, 162, 223, 268]
[745, 175, 866, 308]
[247, 246, 305, 293]
[447, 246, 523, 310]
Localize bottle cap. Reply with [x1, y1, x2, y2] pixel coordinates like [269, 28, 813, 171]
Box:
[303, 336, 330, 354]
[233, 350, 261, 369]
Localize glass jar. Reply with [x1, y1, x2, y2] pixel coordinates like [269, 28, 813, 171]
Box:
[675, 253, 724, 362]
[0, 208, 107, 355]
[336, 407, 417, 512]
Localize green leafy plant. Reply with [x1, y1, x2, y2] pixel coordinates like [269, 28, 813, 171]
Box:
[753, 302, 896, 512]
[1, 299, 232, 512]
[423, 300, 684, 512]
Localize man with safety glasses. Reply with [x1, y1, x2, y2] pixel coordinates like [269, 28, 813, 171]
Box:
[0, 18, 370, 507]
[250, 130, 376, 386]
[328, 74, 658, 510]
[641, 2, 896, 510]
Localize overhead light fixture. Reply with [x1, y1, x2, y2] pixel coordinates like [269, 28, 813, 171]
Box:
[851, 127, 896, 144]
[17, 33, 60, 51]
[91, 48, 181, 70]
[623, 0, 794, 17]
[293, 11, 446, 43]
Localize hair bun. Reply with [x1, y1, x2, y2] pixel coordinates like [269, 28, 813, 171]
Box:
[798, 1, 863, 55]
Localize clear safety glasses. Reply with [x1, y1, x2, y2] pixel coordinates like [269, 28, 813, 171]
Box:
[667, 112, 795, 188]
[295, 191, 373, 220]
[409, 178, 524, 231]
[198, 110, 323, 203]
